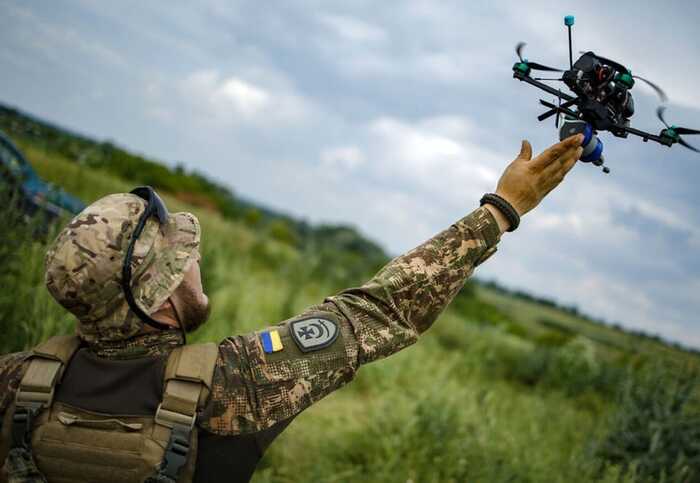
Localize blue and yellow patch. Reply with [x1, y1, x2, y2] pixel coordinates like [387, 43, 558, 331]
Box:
[260, 329, 284, 353]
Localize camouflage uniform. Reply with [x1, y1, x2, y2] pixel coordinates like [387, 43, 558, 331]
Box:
[0, 192, 501, 475]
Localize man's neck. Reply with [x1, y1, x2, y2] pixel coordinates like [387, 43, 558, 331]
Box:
[149, 300, 180, 329]
[87, 330, 183, 359]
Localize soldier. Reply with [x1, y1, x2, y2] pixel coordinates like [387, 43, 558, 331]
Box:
[0, 135, 583, 482]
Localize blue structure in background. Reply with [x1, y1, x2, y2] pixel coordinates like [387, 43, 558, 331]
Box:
[0, 129, 85, 221]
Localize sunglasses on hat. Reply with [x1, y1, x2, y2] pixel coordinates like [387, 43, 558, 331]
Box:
[122, 187, 186, 342]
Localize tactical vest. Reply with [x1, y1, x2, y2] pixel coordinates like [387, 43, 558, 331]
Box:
[1, 335, 218, 483]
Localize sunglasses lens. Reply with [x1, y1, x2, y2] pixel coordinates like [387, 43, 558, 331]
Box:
[130, 186, 169, 224]
[150, 191, 169, 224]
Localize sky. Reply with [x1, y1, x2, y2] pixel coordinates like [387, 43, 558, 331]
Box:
[1, 0, 699, 347]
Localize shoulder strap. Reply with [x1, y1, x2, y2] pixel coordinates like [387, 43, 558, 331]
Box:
[16, 335, 82, 410]
[158, 342, 218, 424]
[5, 335, 81, 482]
[164, 342, 218, 404]
[32, 335, 83, 365]
[152, 343, 218, 482]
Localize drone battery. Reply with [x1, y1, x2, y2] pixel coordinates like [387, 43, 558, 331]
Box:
[559, 119, 603, 163]
[581, 138, 603, 163]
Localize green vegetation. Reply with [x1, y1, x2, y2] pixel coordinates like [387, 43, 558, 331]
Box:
[594, 365, 700, 481]
[0, 104, 387, 271]
[1, 105, 699, 482]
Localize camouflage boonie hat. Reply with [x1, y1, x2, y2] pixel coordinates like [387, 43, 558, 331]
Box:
[45, 193, 201, 344]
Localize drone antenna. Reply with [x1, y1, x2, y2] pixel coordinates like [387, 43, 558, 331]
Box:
[564, 15, 575, 69]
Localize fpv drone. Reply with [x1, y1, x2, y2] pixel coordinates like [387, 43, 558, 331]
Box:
[513, 15, 699, 174]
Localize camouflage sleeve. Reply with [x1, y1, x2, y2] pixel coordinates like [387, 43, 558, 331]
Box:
[0, 352, 30, 417]
[0, 351, 31, 471]
[328, 205, 501, 363]
[199, 206, 501, 436]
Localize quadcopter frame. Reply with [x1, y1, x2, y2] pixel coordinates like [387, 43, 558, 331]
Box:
[512, 69, 674, 147]
[511, 15, 681, 150]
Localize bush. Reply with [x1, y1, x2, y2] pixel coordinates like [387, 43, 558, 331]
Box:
[450, 292, 511, 327]
[535, 329, 574, 347]
[594, 364, 700, 481]
[487, 336, 625, 399]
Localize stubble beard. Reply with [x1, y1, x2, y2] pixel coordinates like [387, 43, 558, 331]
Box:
[175, 282, 211, 333]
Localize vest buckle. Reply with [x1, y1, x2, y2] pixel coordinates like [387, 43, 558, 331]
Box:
[160, 423, 192, 480]
[11, 403, 42, 449]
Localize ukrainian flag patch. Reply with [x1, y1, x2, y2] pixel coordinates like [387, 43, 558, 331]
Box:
[260, 329, 284, 353]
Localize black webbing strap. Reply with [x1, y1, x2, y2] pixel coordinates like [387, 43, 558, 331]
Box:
[11, 403, 41, 450]
[160, 423, 192, 481]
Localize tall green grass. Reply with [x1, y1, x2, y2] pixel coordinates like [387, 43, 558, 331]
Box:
[0, 189, 74, 352]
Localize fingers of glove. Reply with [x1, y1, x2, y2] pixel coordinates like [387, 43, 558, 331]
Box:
[540, 146, 582, 189]
[562, 147, 583, 173]
[543, 145, 581, 175]
[531, 134, 583, 169]
[517, 140, 533, 161]
[537, 143, 580, 175]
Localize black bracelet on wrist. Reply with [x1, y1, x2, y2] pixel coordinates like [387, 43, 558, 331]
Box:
[480, 193, 520, 232]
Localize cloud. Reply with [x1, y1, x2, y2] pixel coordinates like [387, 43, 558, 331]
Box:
[178, 68, 314, 125]
[320, 145, 366, 170]
[183, 71, 270, 118]
[1, 3, 126, 71]
[317, 14, 387, 43]
[218, 77, 271, 116]
[365, 116, 500, 198]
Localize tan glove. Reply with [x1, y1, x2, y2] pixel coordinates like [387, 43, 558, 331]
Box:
[494, 134, 583, 218]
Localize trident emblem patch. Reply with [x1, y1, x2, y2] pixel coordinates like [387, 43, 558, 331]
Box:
[290, 317, 339, 352]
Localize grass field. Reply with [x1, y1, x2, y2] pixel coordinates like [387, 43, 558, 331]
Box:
[2, 133, 699, 482]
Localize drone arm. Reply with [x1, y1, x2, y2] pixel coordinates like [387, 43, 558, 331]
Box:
[617, 125, 673, 147]
[513, 71, 576, 102]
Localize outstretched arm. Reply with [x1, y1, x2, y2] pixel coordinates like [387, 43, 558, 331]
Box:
[200, 134, 584, 436]
[327, 204, 502, 364]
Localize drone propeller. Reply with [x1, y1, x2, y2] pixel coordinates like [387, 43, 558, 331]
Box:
[633, 75, 668, 103]
[657, 106, 700, 152]
[678, 138, 699, 152]
[515, 42, 563, 72]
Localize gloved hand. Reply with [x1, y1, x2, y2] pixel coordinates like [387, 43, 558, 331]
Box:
[493, 134, 583, 217]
